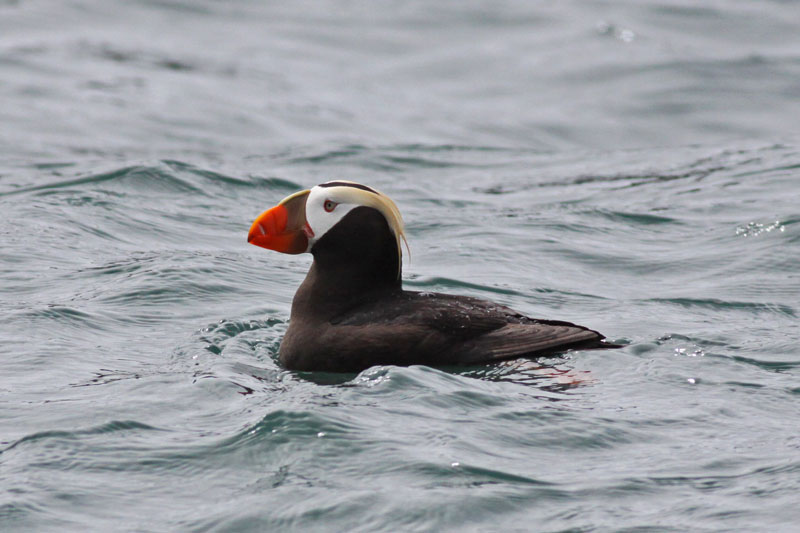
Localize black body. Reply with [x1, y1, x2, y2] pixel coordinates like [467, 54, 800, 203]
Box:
[280, 206, 615, 372]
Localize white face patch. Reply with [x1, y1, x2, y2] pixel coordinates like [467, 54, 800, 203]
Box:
[302, 181, 408, 278]
[304, 185, 360, 248]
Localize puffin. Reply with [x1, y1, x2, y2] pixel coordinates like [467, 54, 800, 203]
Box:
[248, 181, 617, 372]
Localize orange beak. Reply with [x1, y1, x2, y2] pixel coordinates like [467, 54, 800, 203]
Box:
[247, 189, 311, 254]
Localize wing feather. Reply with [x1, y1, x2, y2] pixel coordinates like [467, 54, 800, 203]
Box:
[457, 322, 603, 364]
[329, 290, 609, 365]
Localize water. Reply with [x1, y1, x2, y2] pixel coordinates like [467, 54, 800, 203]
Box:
[2, 1, 799, 531]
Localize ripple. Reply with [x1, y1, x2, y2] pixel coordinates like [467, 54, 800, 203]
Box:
[0, 165, 204, 197]
[649, 297, 795, 317]
[417, 461, 555, 487]
[735, 219, 786, 237]
[11, 305, 110, 332]
[727, 355, 799, 373]
[226, 410, 351, 446]
[2, 420, 162, 454]
[596, 209, 681, 226]
[197, 317, 285, 357]
[404, 276, 525, 297]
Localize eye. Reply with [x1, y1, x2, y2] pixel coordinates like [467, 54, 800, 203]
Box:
[323, 199, 337, 212]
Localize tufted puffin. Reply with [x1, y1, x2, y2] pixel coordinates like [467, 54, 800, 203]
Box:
[248, 181, 618, 372]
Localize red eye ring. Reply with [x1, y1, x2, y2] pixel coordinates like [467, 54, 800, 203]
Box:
[323, 200, 336, 212]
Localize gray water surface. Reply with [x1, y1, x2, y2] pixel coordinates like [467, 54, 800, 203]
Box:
[2, 1, 799, 531]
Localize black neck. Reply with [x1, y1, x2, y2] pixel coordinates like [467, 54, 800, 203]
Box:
[291, 206, 402, 320]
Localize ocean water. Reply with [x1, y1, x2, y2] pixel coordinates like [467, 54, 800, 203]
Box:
[2, 1, 800, 531]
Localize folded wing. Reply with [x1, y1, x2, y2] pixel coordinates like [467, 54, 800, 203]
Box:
[333, 291, 609, 365]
